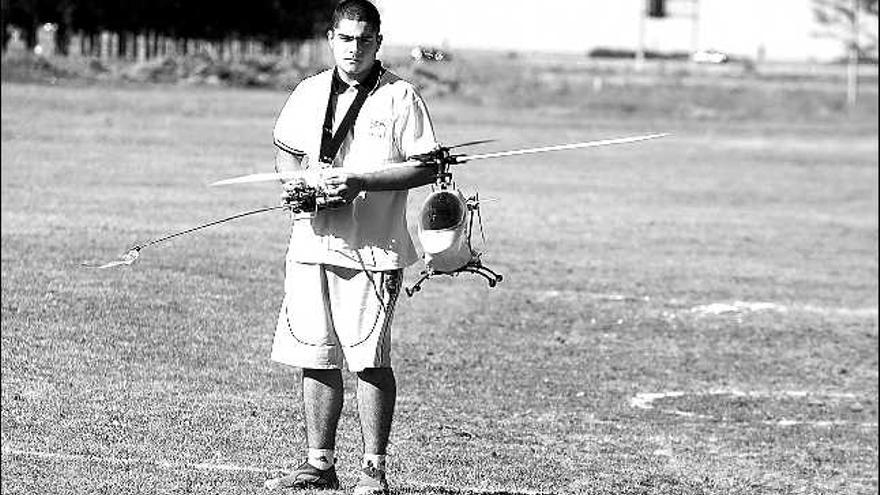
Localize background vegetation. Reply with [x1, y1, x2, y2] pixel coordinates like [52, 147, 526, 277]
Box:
[1, 0, 334, 58]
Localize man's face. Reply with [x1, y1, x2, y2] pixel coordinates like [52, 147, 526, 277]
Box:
[328, 19, 382, 81]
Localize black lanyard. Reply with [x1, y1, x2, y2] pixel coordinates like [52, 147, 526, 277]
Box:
[318, 65, 382, 165]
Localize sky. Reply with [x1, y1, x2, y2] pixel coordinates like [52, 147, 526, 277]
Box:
[374, 0, 856, 61]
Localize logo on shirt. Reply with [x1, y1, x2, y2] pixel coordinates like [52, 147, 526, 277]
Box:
[368, 119, 389, 140]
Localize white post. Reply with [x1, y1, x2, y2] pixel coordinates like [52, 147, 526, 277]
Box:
[100, 31, 111, 60]
[636, 0, 646, 72]
[136, 33, 147, 62]
[846, 0, 859, 108]
[690, 0, 701, 62]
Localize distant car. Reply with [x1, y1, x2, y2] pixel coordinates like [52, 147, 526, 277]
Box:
[691, 49, 729, 64]
[411, 46, 451, 62]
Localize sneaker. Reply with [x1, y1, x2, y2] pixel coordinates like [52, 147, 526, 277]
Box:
[353, 464, 389, 495]
[264, 460, 340, 491]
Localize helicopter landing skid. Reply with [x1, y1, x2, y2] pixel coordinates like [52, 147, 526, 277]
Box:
[405, 262, 503, 297]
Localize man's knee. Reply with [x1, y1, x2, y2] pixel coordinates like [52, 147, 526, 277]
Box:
[356, 367, 395, 385]
[303, 368, 343, 386]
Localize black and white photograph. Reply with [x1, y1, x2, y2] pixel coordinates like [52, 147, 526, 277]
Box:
[1, 1, 878, 493]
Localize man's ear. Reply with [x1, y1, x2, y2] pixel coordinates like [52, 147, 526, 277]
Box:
[376, 33, 383, 49]
[327, 29, 334, 44]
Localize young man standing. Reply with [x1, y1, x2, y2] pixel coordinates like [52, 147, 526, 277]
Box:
[264, 1, 438, 493]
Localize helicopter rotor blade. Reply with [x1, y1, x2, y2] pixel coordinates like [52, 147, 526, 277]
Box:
[211, 134, 669, 185]
[448, 139, 496, 149]
[456, 133, 669, 163]
[209, 171, 307, 187]
[81, 248, 141, 269]
[81, 205, 289, 268]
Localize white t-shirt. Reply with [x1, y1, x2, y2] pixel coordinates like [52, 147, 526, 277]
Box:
[273, 66, 438, 270]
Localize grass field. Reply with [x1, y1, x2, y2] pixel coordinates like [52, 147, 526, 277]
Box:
[1, 68, 878, 495]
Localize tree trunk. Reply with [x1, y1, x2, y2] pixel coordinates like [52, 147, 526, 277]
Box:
[116, 32, 124, 59]
[137, 32, 146, 62]
[26, 20, 38, 50]
[110, 32, 118, 59]
[2, 18, 8, 52]
[151, 32, 159, 59]
[56, 3, 74, 56]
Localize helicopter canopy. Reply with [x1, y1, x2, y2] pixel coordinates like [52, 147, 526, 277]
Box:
[419, 190, 466, 231]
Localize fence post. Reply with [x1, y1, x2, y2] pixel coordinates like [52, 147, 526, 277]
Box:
[136, 32, 146, 62]
[100, 31, 111, 60]
[846, 0, 859, 109]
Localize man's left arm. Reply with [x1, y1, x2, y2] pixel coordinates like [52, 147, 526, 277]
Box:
[321, 165, 435, 203]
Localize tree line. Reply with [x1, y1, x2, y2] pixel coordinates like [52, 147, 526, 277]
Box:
[813, 0, 879, 61]
[1, 0, 336, 56]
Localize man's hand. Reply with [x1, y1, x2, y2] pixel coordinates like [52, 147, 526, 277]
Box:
[321, 171, 365, 204]
[280, 177, 309, 206]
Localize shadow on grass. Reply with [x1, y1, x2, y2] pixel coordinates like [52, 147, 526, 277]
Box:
[398, 486, 553, 495]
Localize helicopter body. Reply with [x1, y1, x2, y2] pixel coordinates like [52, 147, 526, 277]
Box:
[418, 189, 472, 273]
[406, 185, 504, 295]
[404, 145, 505, 296]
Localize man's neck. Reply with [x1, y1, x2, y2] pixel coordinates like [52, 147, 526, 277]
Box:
[336, 62, 379, 87]
[336, 70, 362, 87]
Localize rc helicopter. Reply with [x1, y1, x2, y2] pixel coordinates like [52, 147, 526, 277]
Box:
[84, 133, 668, 297]
[405, 141, 503, 296]
[398, 133, 669, 295]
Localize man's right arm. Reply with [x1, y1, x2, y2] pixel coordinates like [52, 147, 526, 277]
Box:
[274, 148, 306, 182]
[276, 148, 311, 208]
[273, 78, 310, 182]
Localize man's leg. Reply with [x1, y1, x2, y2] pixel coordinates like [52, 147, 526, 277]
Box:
[343, 269, 400, 494]
[353, 367, 395, 494]
[302, 368, 344, 449]
[265, 368, 343, 491]
[356, 367, 396, 454]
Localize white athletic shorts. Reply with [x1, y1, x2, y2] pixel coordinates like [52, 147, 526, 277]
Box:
[271, 262, 402, 372]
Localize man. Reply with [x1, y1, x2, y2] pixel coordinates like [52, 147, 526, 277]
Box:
[264, 1, 438, 493]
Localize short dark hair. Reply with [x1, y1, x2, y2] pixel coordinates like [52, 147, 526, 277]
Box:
[332, 0, 381, 33]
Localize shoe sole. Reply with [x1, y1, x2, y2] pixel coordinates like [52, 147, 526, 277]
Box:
[353, 489, 389, 495]
[264, 476, 340, 491]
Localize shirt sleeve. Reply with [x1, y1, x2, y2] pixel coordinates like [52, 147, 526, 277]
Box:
[273, 86, 307, 156]
[398, 86, 438, 159]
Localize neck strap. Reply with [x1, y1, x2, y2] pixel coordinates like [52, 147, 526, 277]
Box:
[319, 63, 382, 164]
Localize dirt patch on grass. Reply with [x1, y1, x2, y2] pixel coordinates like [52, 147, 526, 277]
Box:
[633, 390, 878, 426]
